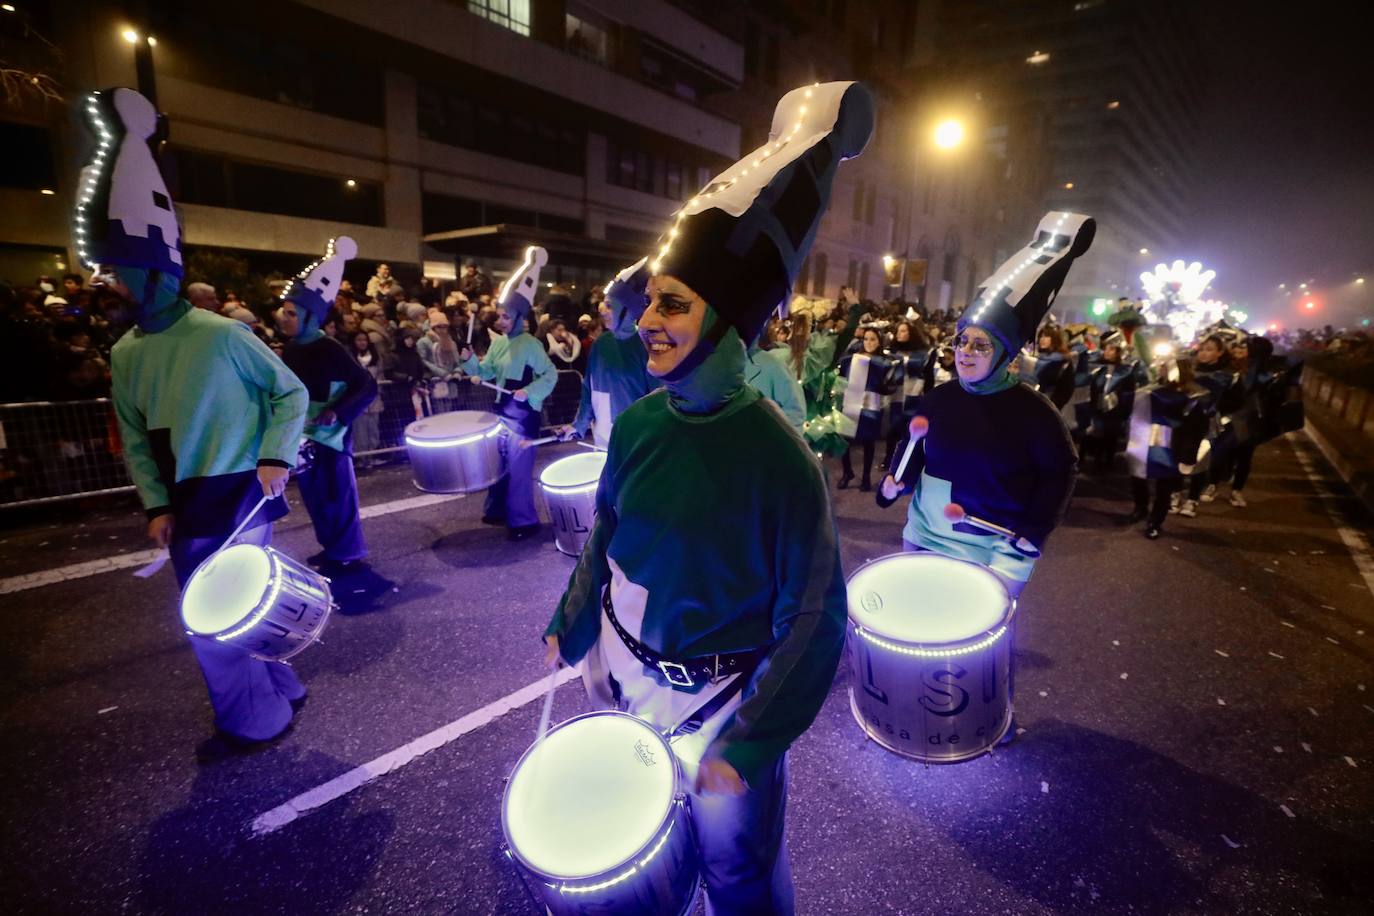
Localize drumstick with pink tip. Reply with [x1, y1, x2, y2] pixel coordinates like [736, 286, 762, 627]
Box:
[892, 416, 930, 482]
[480, 380, 513, 395]
[943, 503, 1041, 556]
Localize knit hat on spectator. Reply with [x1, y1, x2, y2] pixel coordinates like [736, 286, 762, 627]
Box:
[427, 308, 449, 329]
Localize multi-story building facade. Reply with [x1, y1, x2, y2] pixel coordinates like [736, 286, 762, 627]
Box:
[1, 0, 744, 293]
[929, 0, 1206, 315]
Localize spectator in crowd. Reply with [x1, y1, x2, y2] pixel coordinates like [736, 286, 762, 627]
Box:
[544, 318, 583, 372]
[349, 329, 386, 465]
[459, 261, 493, 299]
[186, 282, 220, 313]
[61, 273, 85, 300]
[365, 263, 395, 300]
[226, 305, 257, 327]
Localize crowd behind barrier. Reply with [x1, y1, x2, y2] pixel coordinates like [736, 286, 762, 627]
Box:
[0, 373, 584, 509]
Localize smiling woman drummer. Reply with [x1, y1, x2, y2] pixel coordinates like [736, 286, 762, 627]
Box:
[542, 80, 872, 914]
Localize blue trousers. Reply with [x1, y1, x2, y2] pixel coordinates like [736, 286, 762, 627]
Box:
[297, 442, 368, 562]
[690, 754, 794, 915]
[171, 522, 306, 742]
[483, 429, 540, 528]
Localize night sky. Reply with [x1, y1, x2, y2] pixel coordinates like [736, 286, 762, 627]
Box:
[1187, 3, 1373, 329]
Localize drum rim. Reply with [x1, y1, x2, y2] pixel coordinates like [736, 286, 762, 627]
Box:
[404, 410, 503, 447]
[845, 551, 1016, 652]
[501, 709, 684, 885]
[538, 451, 606, 492]
[180, 542, 275, 638]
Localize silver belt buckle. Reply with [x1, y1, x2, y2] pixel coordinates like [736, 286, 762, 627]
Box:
[658, 660, 694, 688]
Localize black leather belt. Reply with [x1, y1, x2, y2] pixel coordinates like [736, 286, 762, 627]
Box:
[602, 587, 763, 690]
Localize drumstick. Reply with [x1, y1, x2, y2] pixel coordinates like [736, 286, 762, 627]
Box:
[215, 494, 273, 556]
[943, 503, 1021, 541]
[576, 441, 606, 451]
[466, 310, 475, 346]
[893, 416, 929, 482]
[480, 380, 513, 395]
[524, 436, 560, 447]
[534, 666, 559, 747]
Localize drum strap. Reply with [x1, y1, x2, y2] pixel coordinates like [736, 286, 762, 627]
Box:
[602, 587, 764, 692]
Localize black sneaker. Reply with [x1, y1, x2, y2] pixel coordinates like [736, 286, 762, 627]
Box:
[859, 479, 873, 492]
[306, 550, 327, 567]
[1126, 507, 1148, 523]
[480, 514, 507, 526]
[1144, 525, 1162, 540]
[837, 474, 854, 490]
[289, 692, 309, 714]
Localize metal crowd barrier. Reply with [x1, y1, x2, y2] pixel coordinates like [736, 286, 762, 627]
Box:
[0, 371, 584, 509]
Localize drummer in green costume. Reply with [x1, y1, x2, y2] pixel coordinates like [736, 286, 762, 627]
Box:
[458, 246, 558, 540]
[543, 80, 873, 913]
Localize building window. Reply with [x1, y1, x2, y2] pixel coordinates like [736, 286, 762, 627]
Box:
[171, 148, 384, 227]
[812, 251, 828, 296]
[606, 139, 699, 200]
[864, 186, 876, 226]
[422, 192, 582, 235]
[418, 83, 585, 175]
[764, 33, 781, 85]
[468, 0, 531, 36]
[0, 122, 56, 190]
[852, 179, 865, 221]
[859, 261, 871, 299]
[566, 13, 611, 66]
[921, 176, 935, 215]
[797, 256, 811, 297]
[847, 259, 859, 289]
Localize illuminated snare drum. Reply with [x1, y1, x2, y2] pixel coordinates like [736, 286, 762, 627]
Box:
[846, 552, 1015, 763]
[404, 410, 506, 493]
[502, 710, 700, 915]
[539, 452, 606, 556]
[180, 543, 334, 661]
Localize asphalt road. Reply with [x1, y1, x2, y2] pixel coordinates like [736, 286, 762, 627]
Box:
[2, 433, 1372, 915]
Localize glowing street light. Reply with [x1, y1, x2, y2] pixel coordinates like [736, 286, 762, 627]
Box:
[1358, 277, 1366, 285]
[345, 178, 357, 188]
[147, 35, 157, 47]
[1026, 51, 1051, 65]
[933, 119, 965, 150]
[121, 27, 139, 43]
[1139, 248, 1149, 255]
[1063, 182, 1075, 189]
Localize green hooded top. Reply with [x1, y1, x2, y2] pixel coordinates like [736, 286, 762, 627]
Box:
[545, 309, 847, 785]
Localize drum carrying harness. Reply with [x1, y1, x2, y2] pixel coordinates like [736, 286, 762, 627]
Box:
[602, 587, 763, 700]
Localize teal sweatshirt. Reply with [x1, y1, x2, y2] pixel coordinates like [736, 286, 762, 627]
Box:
[111, 306, 308, 534]
[459, 328, 557, 436]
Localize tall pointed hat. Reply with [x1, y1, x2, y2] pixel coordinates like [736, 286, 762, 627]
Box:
[282, 236, 358, 322]
[650, 80, 873, 361]
[960, 211, 1096, 356]
[497, 246, 549, 326]
[74, 87, 183, 277]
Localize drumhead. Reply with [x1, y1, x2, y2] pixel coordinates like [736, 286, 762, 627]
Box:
[539, 452, 605, 491]
[847, 553, 1009, 645]
[404, 410, 500, 446]
[504, 711, 674, 880]
[181, 543, 271, 635]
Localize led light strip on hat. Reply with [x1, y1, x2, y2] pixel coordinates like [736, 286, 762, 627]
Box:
[649, 84, 820, 275]
[75, 92, 116, 269]
[281, 236, 340, 302]
[967, 214, 1069, 325]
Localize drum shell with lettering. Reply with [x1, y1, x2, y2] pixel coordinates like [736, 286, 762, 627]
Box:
[181, 544, 333, 662]
[845, 553, 1015, 763]
[539, 452, 606, 557]
[404, 410, 506, 494]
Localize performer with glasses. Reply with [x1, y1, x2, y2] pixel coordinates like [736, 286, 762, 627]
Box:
[876, 211, 1093, 601]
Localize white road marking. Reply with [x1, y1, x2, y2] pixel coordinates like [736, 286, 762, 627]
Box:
[1289, 435, 1374, 600]
[249, 666, 580, 838]
[0, 492, 462, 596]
